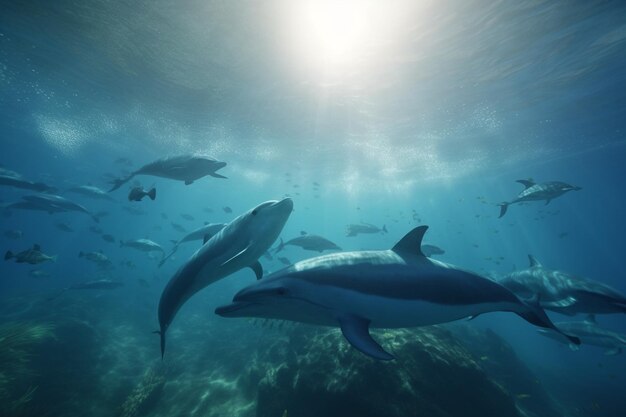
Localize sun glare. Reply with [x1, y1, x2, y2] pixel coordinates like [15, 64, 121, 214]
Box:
[282, 0, 397, 77]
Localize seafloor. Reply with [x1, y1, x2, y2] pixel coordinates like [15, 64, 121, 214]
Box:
[0, 292, 580, 417]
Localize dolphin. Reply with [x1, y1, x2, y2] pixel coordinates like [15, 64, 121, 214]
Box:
[345, 222, 387, 237]
[498, 179, 581, 218]
[156, 198, 293, 357]
[67, 185, 116, 202]
[216, 226, 579, 360]
[538, 314, 626, 355]
[4, 194, 100, 222]
[108, 155, 227, 192]
[499, 255, 626, 315]
[0, 173, 56, 192]
[274, 235, 341, 253]
[158, 223, 226, 267]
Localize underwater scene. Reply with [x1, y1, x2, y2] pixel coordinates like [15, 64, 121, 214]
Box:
[1, 1, 626, 416]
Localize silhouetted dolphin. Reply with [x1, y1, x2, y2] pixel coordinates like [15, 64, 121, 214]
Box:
[157, 198, 293, 357]
[4, 194, 99, 222]
[538, 314, 626, 355]
[499, 255, 626, 315]
[0, 173, 55, 192]
[498, 179, 581, 218]
[216, 226, 578, 360]
[109, 155, 227, 192]
[274, 235, 341, 253]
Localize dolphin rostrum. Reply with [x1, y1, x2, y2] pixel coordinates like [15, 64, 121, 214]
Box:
[216, 226, 579, 360]
[498, 179, 581, 218]
[538, 314, 626, 355]
[156, 198, 293, 357]
[499, 255, 626, 315]
[109, 155, 227, 192]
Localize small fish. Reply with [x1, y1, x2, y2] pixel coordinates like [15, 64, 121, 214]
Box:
[300, 230, 307, 236]
[3, 230, 23, 239]
[128, 186, 156, 202]
[278, 256, 291, 265]
[79, 251, 114, 270]
[223, 206, 233, 214]
[29, 269, 51, 278]
[102, 234, 115, 243]
[171, 222, 187, 233]
[55, 222, 74, 233]
[122, 206, 147, 216]
[180, 213, 195, 221]
[5, 244, 57, 264]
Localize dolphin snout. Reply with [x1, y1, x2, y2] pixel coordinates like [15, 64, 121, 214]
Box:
[274, 197, 294, 211]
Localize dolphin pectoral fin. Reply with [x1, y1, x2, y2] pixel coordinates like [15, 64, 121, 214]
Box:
[391, 226, 428, 257]
[568, 343, 580, 352]
[250, 261, 263, 280]
[210, 172, 228, 179]
[338, 315, 394, 361]
[604, 348, 621, 356]
[185, 180, 193, 185]
[498, 203, 509, 218]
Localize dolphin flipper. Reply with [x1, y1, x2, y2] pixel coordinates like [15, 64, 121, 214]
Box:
[250, 261, 263, 280]
[209, 172, 228, 179]
[498, 203, 509, 218]
[338, 315, 394, 361]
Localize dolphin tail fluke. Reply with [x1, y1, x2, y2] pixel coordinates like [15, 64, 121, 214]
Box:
[4, 251, 13, 260]
[51, 255, 58, 263]
[517, 295, 580, 346]
[498, 203, 509, 218]
[153, 330, 165, 359]
[108, 174, 134, 192]
[148, 188, 156, 200]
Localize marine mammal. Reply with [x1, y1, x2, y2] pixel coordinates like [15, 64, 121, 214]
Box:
[157, 198, 293, 357]
[216, 226, 579, 360]
[274, 235, 341, 253]
[499, 255, 626, 315]
[498, 179, 581, 218]
[538, 314, 626, 355]
[13, 194, 100, 222]
[109, 155, 227, 192]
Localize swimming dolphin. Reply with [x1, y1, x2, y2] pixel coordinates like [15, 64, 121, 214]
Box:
[499, 255, 626, 315]
[120, 239, 165, 257]
[538, 314, 626, 355]
[216, 226, 579, 360]
[3, 194, 99, 222]
[158, 223, 226, 267]
[0, 172, 56, 193]
[345, 222, 387, 237]
[108, 155, 227, 192]
[156, 198, 293, 357]
[274, 235, 341, 253]
[498, 179, 581, 218]
[67, 185, 115, 202]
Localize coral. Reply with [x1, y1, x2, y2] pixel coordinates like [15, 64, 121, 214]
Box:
[118, 368, 166, 417]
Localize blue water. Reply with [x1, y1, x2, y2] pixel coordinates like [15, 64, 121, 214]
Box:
[1, 1, 626, 416]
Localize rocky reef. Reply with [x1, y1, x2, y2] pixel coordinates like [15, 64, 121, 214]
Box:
[253, 326, 526, 417]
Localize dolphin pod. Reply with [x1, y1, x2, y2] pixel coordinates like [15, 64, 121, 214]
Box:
[216, 226, 579, 360]
[156, 198, 293, 357]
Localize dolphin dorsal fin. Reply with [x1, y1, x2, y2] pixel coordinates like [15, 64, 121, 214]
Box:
[392, 226, 428, 257]
[528, 255, 542, 267]
[516, 179, 535, 189]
